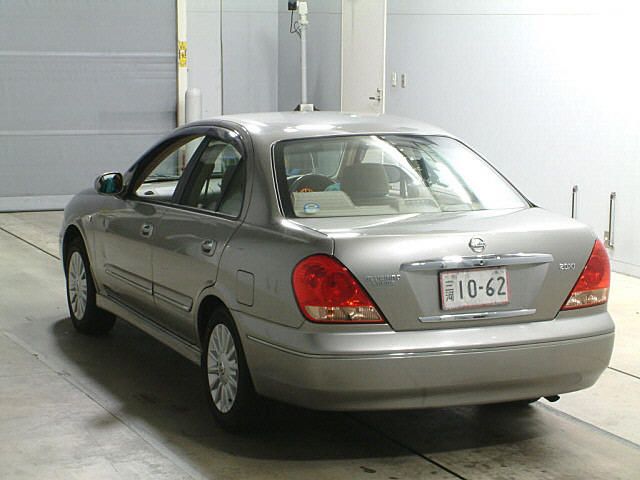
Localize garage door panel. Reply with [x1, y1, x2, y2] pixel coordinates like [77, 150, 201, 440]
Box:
[0, 1, 175, 53]
[1, 133, 165, 197]
[0, 1, 176, 211]
[0, 55, 175, 132]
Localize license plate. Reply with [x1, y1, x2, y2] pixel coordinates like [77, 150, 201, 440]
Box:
[440, 268, 510, 311]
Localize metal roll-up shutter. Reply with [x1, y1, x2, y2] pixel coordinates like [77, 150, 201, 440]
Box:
[0, 1, 176, 211]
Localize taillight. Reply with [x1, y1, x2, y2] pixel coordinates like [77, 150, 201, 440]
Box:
[292, 254, 385, 323]
[561, 239, 610, 310]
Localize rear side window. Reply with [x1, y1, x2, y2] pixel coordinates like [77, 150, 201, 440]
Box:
[180, 139, 245, 217]
[274, 135, 528, 218]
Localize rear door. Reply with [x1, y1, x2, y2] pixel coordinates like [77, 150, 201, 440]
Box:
[151, 129, 247, 343]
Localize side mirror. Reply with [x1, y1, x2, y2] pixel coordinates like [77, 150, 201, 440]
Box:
[94, 172, 124, 196]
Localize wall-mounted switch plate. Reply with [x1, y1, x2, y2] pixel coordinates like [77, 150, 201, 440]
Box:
[391, 72, 397, 87]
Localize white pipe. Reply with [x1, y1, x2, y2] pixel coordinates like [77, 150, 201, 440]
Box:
[298, 1, 309, 106]
[182, 88, 202, 169]
[300, 25, 308, 105]
[176, 0, 188, 126]
[185, 88, 202, 123]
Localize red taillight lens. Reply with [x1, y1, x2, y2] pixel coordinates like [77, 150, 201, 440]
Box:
[562, 239, 610, 310]
[292, 254, 385, 323]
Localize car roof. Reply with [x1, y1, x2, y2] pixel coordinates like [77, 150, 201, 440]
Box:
[185, 111, 453, 146]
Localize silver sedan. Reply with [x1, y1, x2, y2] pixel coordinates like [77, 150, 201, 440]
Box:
[61, 112, 614, 430]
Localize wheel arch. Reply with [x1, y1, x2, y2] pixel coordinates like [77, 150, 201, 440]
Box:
[196, 295, 228, 348]
[61, 223, 101, 291]
[62, 224, 85, 268]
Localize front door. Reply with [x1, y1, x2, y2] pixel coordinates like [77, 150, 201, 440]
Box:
[95, 200, 161, 316]
[93, 134, 208, 318]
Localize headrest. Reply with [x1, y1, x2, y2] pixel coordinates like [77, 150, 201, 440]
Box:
[341, 164, 389, 199]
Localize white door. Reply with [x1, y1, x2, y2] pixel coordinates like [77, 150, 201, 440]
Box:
[341, 0, 387, 114]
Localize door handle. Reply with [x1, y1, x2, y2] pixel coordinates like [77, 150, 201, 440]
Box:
[369, 88, 382, 102]
[140, 223, 154, 238]
[201, 239, 216, 256]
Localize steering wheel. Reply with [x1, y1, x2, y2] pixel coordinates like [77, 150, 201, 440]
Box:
[290, 174, 336, 193]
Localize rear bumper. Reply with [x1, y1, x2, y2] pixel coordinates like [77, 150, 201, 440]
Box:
[237, 310, 614, 410]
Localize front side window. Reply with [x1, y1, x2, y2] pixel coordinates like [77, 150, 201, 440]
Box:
[275, 135, 528, 217]
[133, 135, 206, 203]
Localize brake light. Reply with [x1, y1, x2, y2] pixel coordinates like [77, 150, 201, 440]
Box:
[562, 239, 610, 310]
[292, 254, 385, 323]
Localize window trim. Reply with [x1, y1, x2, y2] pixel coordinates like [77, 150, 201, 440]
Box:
[122, 125, 250, 221]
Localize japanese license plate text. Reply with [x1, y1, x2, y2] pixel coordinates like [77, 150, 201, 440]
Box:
[440, 268, 510, 311]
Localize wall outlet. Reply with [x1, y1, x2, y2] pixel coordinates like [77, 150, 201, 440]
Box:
[401, 73, 407, 88]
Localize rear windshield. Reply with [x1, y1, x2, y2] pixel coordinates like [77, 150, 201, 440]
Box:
[274, 135, 528, 218]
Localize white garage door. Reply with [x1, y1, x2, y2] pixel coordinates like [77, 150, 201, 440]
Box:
[0, 1, 176, 211]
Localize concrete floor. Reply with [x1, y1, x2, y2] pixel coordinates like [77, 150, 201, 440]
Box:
[1, 211, 638, 480]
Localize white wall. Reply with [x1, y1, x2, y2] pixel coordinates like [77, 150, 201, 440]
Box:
[187, 0, 282, 116]
[187, 0, 222, 119]
[385, 0, 640, 276]
[222, 0, 279, 114]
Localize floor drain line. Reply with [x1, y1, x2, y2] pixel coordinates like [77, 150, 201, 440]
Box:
[0, 226, 60, 260]
[347, 414, 469, 480]
[3, 330, 205, 480]
[539, 402, 640, 450]
[607, 366, 640, 381]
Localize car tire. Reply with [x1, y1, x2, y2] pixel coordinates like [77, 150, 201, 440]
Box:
[201, 306, 262, 431]
[65, 238, 116, 335]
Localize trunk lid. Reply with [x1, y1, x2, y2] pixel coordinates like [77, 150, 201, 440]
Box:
[293, 207, 595, 331]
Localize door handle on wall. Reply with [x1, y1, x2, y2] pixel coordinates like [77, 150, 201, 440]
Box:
[369, 88, 382, 102]
[571, 185, 578, 219]
[607, 192, 616, 248]
[201, 239, 216, 256]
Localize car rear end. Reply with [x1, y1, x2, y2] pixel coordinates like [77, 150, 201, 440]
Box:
[236, 127, 614, 410]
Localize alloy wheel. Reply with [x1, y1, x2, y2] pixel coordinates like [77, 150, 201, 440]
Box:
[68, 251, 88, 320]
[207, 323, 239, 413]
